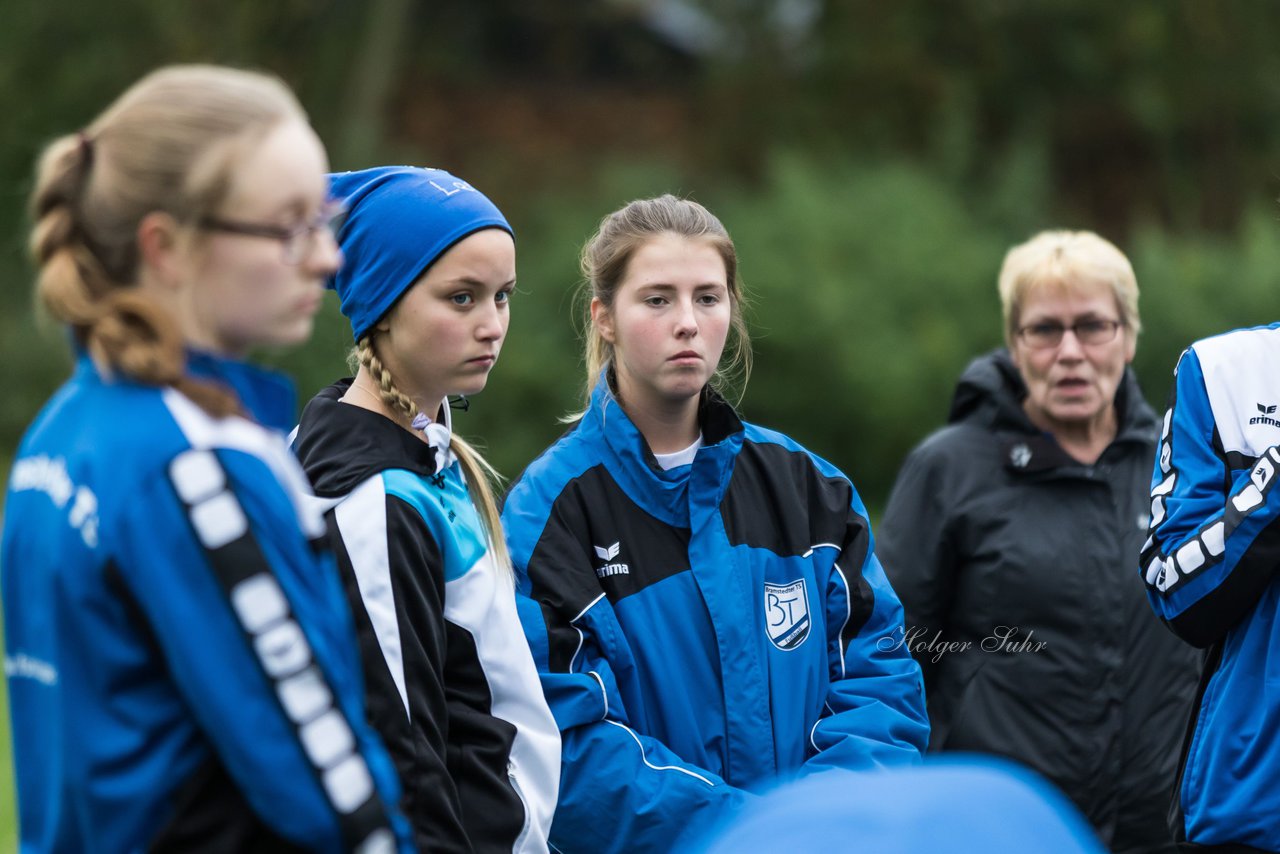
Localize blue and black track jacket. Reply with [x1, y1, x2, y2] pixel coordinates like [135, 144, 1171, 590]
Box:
[502, 379, 929, 854]
[294, 380, 561, 854]
[2, 354, 411, 853]
[1143, 323, 1280, 852]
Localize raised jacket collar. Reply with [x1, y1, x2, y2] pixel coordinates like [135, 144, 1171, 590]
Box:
[75, 349, 299, 433]
[581, 370, 744, 526]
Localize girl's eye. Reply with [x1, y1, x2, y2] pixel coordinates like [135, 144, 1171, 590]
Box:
[644, 296, 667, 307]
[450, 293, 474, 306]
[496, 289, 512, 305]
[697, 293, 721, 306]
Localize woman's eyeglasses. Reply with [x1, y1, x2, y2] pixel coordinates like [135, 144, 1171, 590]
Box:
[197, 198, 346, 264]
[1016, 319, 1123, 349]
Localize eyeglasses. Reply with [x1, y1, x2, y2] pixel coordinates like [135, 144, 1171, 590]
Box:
[196, 198, 346, 264]
[1016, 318, 1123, 349]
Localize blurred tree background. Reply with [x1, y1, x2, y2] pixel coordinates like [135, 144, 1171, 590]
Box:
[3, 0, 1280, 844]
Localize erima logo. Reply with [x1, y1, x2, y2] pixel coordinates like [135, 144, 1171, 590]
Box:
[1250, 403, 1280, 427]
[593, 542, 629, 578]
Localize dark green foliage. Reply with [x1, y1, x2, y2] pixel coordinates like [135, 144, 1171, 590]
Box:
[265, 150, 1278, 515]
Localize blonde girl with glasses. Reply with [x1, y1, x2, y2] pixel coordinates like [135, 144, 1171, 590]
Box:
[2, 65, 412, 851]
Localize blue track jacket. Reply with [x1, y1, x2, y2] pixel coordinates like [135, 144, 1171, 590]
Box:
[502, 380, 928, 853]
[2, 353, 412, 853]
[1142, 323, 1280, 851]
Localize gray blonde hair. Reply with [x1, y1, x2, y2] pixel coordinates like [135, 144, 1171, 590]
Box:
[998, 229, 1141, 346]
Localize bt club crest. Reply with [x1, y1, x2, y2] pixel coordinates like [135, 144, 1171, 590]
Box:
[764, 579, 810, 651]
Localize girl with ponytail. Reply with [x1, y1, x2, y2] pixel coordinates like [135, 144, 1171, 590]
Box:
[292, 166, 560, 854]
[3, 66, 412, 851]
[501, 195, 931, 853]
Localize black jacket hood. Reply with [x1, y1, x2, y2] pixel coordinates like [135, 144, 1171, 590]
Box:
[948, 348, 1157, 442]
[293, 379, 444, 497]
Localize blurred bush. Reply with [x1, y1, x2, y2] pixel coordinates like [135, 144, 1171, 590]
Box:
[6, 144, 1280, 512]
[264, 146, 1280, 515]
[4, 0, 1280, 506]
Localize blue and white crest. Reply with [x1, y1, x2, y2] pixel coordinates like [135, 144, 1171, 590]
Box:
[764, 579, 810, 650]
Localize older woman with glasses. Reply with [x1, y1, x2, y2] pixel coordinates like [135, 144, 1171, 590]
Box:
[877, 230, 1200, 854]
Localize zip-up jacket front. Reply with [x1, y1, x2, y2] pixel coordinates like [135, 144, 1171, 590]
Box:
[294, 379, 561, 854]
[2, 354, 411, 853]
[502, 380, 929, 854]
[878, 349, 1199, 853]
[1143, 323, 1280, 852]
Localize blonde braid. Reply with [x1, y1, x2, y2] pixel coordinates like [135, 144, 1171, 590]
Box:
[30, 135, 115, 335]
[356, 335, 513, 578]
[358, 336, 418, 421]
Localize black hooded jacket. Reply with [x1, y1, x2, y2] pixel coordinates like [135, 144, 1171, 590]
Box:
[292, 380, 561, 854]
[878, 350, 1201, 853]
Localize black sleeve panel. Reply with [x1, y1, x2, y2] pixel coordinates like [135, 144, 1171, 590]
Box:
[525, 467, 691, 671]
[722, 440, 876, 638]
[721, 442, 856, 558]
[442, 622, 525, 851]
[330, 501, 470, 853]
[1165, 512, 1280, 648]
[876, 441, 960, 690]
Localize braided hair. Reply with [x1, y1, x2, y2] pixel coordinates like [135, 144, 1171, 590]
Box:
[29, 65, 306, 416]
[352, 335, 513, 576]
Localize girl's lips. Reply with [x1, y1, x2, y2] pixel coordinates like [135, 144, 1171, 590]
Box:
[296, 292, 323, 314]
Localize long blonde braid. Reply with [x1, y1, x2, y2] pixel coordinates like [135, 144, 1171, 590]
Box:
[355, 336, 513, 577]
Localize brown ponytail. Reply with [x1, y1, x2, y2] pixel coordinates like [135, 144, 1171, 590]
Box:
[28, 65, 307, 418]
[577, 194, 752, 412]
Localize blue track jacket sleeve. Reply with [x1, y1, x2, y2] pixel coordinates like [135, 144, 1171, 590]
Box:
[1142, 344, 1280, 648]
[116, 447, 411, 851]
[801, 487, 929, 775]
[509, 512, 752, 853]
[527, 600, 751, 853]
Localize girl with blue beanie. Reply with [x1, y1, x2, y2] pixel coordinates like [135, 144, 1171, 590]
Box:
[292, 166, 561, 854]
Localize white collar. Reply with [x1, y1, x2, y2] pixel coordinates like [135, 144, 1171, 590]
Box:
[653, 434, 703, 471]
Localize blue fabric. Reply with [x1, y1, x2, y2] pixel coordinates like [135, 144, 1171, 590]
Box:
[2, 356, 412, 852]
[328, 166, 512, 341]
[186, 348, 298, 431]
[686, 757, 1106, 853]
[382, 466, 487, 583]
[503, 379, 928, 853]
[1142, 323, 1280, 849]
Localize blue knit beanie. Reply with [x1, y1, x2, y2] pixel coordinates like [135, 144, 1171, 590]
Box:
[328, 166, 512, 342]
